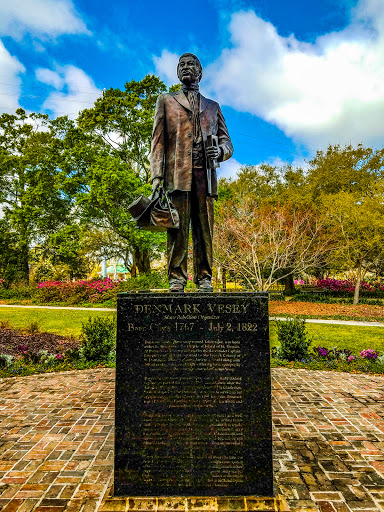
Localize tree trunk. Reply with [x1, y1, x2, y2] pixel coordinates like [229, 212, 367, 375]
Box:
[133, 248, 151, 274]
[353, 263, 362, 305]
[284, 274, 295, 295]
[222, 267, 227, 290]
[18, 243, 30, 284]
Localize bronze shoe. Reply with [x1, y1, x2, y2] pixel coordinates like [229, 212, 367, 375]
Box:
[198, 278, 213, 292]
[169, 280, 185, 293]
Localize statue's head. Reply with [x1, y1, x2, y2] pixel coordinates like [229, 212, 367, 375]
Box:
[177, 53, 202, 85]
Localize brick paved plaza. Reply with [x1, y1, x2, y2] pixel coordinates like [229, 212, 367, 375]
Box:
[0, 367, 383, 511]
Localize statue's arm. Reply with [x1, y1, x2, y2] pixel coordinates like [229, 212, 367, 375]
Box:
[150, 94, 165, 186]
[217, 106, 233, 162]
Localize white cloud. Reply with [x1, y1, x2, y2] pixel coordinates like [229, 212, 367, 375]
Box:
[35, 68, 64, 89]
[154, 0, 384, 150]
[36, 65, 101, 118]
[153, 50, 179, 85]
[218, 158, 243, 179]
[0, 0, 90, 38]
[0, 40, 25, 114]
[265, 156, 309, 171]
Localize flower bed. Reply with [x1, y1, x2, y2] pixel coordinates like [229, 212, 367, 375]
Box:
[316, 278, 384, 293]
[35, 274, 167, 305]
[272, 344, 384, 375]
[0, 316, 116, 378]
[36, 278, 120, 304]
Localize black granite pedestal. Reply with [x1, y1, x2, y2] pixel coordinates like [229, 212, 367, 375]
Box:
[114, 292, 273, 497]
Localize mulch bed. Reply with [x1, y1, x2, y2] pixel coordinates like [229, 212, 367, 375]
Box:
[270, 300, 384, 320]
[0, 328, 80, 356]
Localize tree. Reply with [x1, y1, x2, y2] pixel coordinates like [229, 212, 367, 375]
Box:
[321, 189, 384, 304]
[64, 75, 171, 273]
[0, 220, 24, 286]
[223, 163, 310, 208]
[78, 75, 167, 180]
[0, 109, 72, 283]
[80, 227, 135, 271]
[37, 224, 93, 280]
[62, 132, 165, 274]
[308, 144, 383, 199]
[228, 164, 283, 204]
[214, 201, 334, 291]
[216, 163, 312, 292]
[308, 144, 384, 303]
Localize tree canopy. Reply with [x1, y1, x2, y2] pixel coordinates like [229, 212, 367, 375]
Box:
[1, 78, 384, 302]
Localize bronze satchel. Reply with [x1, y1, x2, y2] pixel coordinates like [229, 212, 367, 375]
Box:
[128, 188, 179, 232]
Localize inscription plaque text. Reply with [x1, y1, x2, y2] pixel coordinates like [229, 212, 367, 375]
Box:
[114, 292, 273, 496]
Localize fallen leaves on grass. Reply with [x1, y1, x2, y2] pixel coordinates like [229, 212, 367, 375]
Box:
[270, 301, 384, 321]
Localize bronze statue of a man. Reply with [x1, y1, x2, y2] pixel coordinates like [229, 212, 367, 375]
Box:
[151, 53, 233, 292]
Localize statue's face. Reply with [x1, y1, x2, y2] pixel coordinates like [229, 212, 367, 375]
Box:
[178, 56, 201, 85]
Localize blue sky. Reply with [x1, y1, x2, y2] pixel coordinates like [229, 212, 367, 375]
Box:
[2, 0, 384, 178]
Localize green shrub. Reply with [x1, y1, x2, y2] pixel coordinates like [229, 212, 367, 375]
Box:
[64, 347, 81, 362]
[118, 272, 168, 292]
[25, 321, 40, 334]
[0, 355, 14, 367]
[275, 317, 311, 361]
[34, 285, 62, 303]
[79, 316, 116, 362]
[0, 282, 32, 300]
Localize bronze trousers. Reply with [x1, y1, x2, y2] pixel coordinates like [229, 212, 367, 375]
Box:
[167, 167, 214, 285]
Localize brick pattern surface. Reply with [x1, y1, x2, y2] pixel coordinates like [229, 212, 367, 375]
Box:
[0, 368, 114, 512]
[0, 368, 383, 511]
[273, 368, 384, 512]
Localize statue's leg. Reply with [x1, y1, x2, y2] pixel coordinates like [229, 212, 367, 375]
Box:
[190, 167, 214, 290]
[167, 191, 190, 291]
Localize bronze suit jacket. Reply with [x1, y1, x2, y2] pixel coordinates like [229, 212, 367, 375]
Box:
[150, 90, 233, 197]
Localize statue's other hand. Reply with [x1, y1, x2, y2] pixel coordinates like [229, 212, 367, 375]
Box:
[206, 146, 220, 159]
[152, 177, 162, 196]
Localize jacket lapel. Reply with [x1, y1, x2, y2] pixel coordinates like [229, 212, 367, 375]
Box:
[172, 91, 209, 113]
[172, 90, 191, 111]
[200, 94, 208, 113]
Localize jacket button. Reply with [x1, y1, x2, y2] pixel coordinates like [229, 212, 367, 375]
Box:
[188, 132, 192, 137]
[187, 150, 191, 155]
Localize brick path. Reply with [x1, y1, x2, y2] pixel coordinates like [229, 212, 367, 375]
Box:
[0, 368, 383, 511]
[0, 369, 114, 511]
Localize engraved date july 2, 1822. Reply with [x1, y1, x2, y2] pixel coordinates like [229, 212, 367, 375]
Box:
[208, 322, 257, 332]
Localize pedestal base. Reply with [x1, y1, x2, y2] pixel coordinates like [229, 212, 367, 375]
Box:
[115, 292, 273, 497]
[98, 495, 290, 512]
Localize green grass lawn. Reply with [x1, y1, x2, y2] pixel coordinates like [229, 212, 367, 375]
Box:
[270, 321, 384, 354]
[0, 307, 116, 338]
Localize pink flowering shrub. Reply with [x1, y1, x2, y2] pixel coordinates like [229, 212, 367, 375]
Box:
[347, 355, 356, 362]
[36, 278, 121, 304]
[316, 278, 384, 293]
[35, 273, 168, 304]
[360, 349, 379, 360]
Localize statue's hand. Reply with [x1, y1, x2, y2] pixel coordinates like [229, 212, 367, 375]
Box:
[151, 177, 162, 196]
[206, 145, 220, 160]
